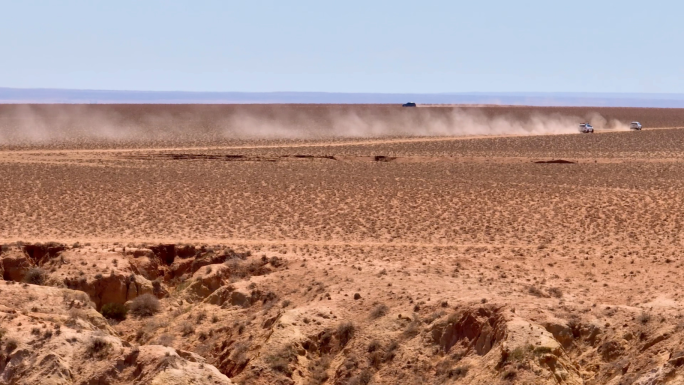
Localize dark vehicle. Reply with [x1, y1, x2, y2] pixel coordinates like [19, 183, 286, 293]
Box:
[402, 102, 417, 107]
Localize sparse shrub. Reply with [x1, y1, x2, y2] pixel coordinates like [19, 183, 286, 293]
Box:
[129, 294, 160, 317]
[87, 336, 110, 358]
[368, 351, 383, 368]
[101, 303, 128, 321]
[152, 279, 162, 293]
[502, 368, 517, 380]
[548, 287, 563, 298]
[23, 268, 47, 285]
[318, 329, 334, 353]
[197, 311, 207, 323]
[266, 350, 294, 377]
[180, 321, 195, 336]
[269, 256, 284, 267]
[336, 322, 355, 347]
[307, 356, 331, 385]
[533, 345, 553, 355]
[384, 340, 399, 362]
[347, 369, 372, 385]
[425, 310, 446, 324]
[402, 318, 421, 339]
[4, 338, 18, 353]
[158, 334, 174, 347]
[135, 330, 145, 341]
[353, 293, 361, 300]
[370, 304, 389, 319]
[447, 365, 469, 379]
[528, 286, 545, 297]
[508, 347, 525, 361]
[229, 341, 250, 367]
[638, 311, 652, 324]
[269, 357, 291, 375]
[281, 299, 292, 308]
[367, 340, 381, 353]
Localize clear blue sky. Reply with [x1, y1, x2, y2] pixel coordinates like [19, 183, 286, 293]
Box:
[1, 1, 682, 93]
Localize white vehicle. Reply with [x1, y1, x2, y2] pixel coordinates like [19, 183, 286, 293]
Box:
[630, 121, 642, 130]
[578, 123, 594, 133]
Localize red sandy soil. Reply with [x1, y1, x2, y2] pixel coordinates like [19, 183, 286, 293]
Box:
[2, 105, 684, 385]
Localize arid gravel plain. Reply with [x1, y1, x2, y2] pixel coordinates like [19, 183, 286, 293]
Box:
[1, 104, 684, 385]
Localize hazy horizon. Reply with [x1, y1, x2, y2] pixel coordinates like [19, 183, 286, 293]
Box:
[4, 87, 684, 108]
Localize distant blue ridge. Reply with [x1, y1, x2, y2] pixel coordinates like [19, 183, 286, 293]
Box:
[2, 88, 684, 108]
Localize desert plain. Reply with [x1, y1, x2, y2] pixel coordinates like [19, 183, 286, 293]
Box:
[1, 104, 684, 385]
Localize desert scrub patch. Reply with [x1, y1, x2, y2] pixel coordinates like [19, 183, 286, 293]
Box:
[446, 365, 469, 379]
[265, 345, 296, 377]
[171, 280, 192, 297]
[367, 340, 381, 353]
[425, 310, 446, 324]
[548, 287, 563, 298]
[306, 356, 331, 385]
[402, 316, 421, 339]
[23, 267, 47, 285]
[384, 340, 399, 362]
[180, 321, 195, 336]
[336, 322, 356, 347]
[533, 345, 554, 355]
[100, 302, 128, 321]
[369, 303, 389, 319]
[4, 337, 19, 353]
[87, 336, 111, 359]
[508, 347, 526, 361]
[347, 369, 372, 385]
[368, 350, 384, 369]
[502, 368, 517, 380]
[528, 286, 547, 297]
[129, 294, 160, 317]
[229, 341, 250, 366]
[62, 290, 95, 309]
[638, 311, 652, 324]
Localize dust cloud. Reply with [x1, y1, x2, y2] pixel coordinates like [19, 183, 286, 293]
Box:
[0, 105, 628, 145]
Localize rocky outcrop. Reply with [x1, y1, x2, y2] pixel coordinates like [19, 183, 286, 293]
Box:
[542, 317, 575, 348]
[22, 242, 66, 265]
[64, 273, 158, 310]
[128, 253, 163, 280]
[0, 283, 232, 384]
[0, 251, 32, 282]
[431, 305, 507, 355]
[427, 306, 583, 384]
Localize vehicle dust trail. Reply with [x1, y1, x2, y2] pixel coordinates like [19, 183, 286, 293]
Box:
[0, 104, 630, 146]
